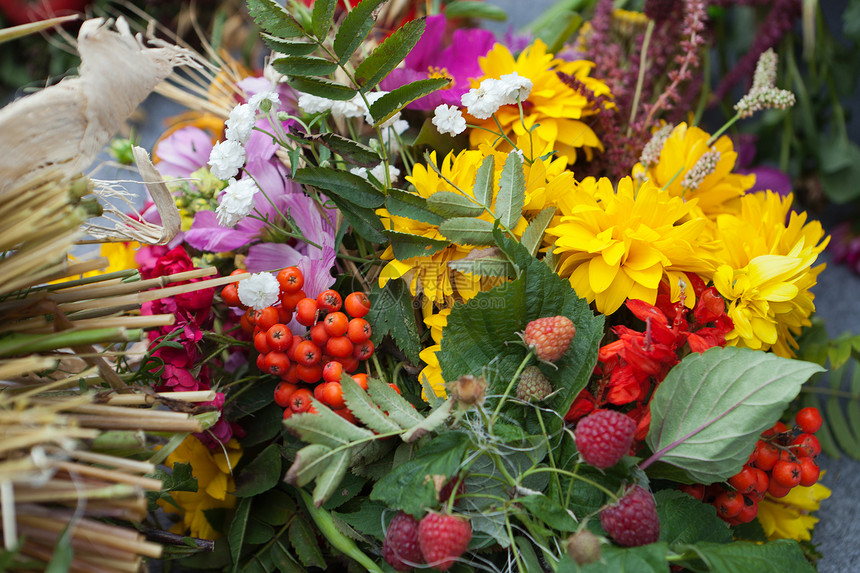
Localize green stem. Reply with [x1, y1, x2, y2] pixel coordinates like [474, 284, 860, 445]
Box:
[628, 19, 655, 133]
[706, 113, 740, 147]
[521, 466, 618, 502]
[489, 352, 534, 430]
[0, 327, 142, 358]
[536, 409, 562, 501]
[505, 513, 529, 573]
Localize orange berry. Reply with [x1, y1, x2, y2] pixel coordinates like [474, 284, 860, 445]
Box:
[290, 388, 314, 413]
[255, 306, 280, 332]
[274, 382, 298, 407]
[296, 363, 323, 384]
[347, 317, 371, 343]
[323, 360, 344, 383]
[277, 267, 304, 293]
[316, 289, 342, 313]
[295, 297, 319, 326]
[280, 289, 306, 312]
[324, 312, 349, 337]
[326, 336, 354, 359]
[266, 324, 291, 352]
[264, 352, 290, 376]
[351, 373, 369, 390]
[220, 283, 241, 307]
[295, 340, 322, 367]
[344, 291, 371, 318]
[322, 382, 346, 409]
[353, 340, 375, 361]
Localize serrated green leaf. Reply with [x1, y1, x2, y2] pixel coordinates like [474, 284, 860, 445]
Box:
[383, 230, 450, 260]
[426, 191, 484, 218]
[645, 347, 824, 483]
[472, 154, 495, 209]
[517, 495, 577, 532]
[311, 0, 337, 39]
[333, 0, 386, 63]
[228, 497, 252, 573]
[270, 540, 304, 572]
[260, 33, 317, 56]
[356, 18, 425, 94]
[322, 472, 367, 510]
[444, 0, 508, 20]
[366, 279, 422, 364]
[284, 403, 375, 448]
[368, 78, 451, 125]
[291, 129, 380, 166]
[326, 193, 387, 243]
[495, 151, 525, 228]
[293, 166, 385, 208]
[335, 499, 390, 539]
[654, 490, 732, 546]
[288, 76, 357, 101]
[447, 247, 514, 277]
[366, 378, 425, 428]
[677, 539, 815, 573]
[438, 217, 495, 245]
[341, 373, 403, 434]
[522, 207, 555, 256]
[286, 443, 333, 487]
[245, 517, 276, 545]
[826, 395, 860, 458]
[385, 188, 445, 225]
[289, 517, 326, 568]
[254, 489, 297, 526]
[272, 56, 338, 77]
[402, 397, 453, 442]
[514, 537, 543, 572]
[558, 543, 670, 572]
[247, 0, 307, 38]
[312, 449, 350, 507]
[234, 443, 282, 497]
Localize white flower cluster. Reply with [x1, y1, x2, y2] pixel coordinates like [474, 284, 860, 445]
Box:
[297, 91, 403, 129]
[460, 72, 534, 120]
[432, 105, 467, 136]
[350, 163, 401, 184]
[209, 87, 281, 181]
[216, 177, 259, 227]
[237, 272, 280, 310]
[734, 49, 796, 119]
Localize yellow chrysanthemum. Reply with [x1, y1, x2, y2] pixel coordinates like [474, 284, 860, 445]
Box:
[51, 241, 140, 284]
[418, 307, 451, 400]
[468, 40, 611, 164]
[158, 435, 243, 540]
[632, 123, 755, 218]
[711, 191, 828, 356]
[546, 176, 714, 314]
[757, 481, 831, 542]
[377, 149, 526, 304]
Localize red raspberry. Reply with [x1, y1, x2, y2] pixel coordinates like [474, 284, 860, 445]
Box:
[599, 485, 660, 547]
[574, 410, 637, 469]
[383, 512, 423, 571]
[523, 316, 576, 362]
[417, 512, 471, 572]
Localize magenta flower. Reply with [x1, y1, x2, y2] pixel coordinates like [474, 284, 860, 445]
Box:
[153, 126, 213, 178]
[380, 14, 496, 110]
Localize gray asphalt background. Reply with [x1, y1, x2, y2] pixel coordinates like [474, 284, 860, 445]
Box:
[118, 1, 860, 569]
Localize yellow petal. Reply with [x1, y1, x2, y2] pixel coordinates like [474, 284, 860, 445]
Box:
[379, 259, 412, 287]
[588, 255, 620, 294]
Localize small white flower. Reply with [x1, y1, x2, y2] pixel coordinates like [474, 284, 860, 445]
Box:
[364, 91, 401, 128]
[497, 72, 533, 105]
[380, 118, 410, 153]
[216, 177, 259, 227]
[369, 163, 400, 184]
[461, 78, 505, 120]
[330, 95, 366, 120]
[238, 272, 280, 310]
[349, 167, 369, 180]
[209, 140, 246, 180]
[225, 103, 256, 144]
[298, 93, 333, 114]
[432, 104, 467, 136]
[249, 89, 280, 112]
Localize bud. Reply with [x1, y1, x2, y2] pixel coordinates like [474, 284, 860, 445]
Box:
[447, 375, 487, 409]
[566, 530, 602, 565]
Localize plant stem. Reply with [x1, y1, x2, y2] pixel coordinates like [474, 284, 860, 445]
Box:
[628, 19, 655, 132]
[521, 466, 618, 502]
[489, 352, 534, 430]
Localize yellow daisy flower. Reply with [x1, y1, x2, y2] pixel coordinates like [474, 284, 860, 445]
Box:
[468, 40, 611, 165]
[710, 191, 828, 356]
[51, 241, 140, 284]
[546, 176, 714, 314]
[418, 307, 451, 400]
[632, 123, 755, 218]
[158, 435, 243, 540]
[757, 481, 831, 542]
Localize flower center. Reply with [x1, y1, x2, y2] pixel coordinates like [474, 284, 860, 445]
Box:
[427, 66, 454, 87]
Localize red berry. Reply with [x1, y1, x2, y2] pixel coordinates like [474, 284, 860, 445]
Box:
[274, 382, 298, 407]
[264, 352, 289, 376]
[439, 476, 466, 505]
[277, 305, 293, 324]
[220, 283, 241, 307]
[255, 306, 280, 332]
[266, 324, 291, 352]
[277, 267, 304, 293]
[714, 490, 744, 520]
[767, 479, 791, 498]
[309, 322, 330, 346]
[678, 484, 705, 500]
[344, 291, 371, 318]
[523, 316, 576, 362]
[599, 485, 660, 547]
[334, 407, 357, 424]
[286, 335, 304, 361]
[316, 289, 342, 313]
[771, 460, 802, 489]
[791, 433, 821, 459]
[798, 457, 820, 487]
[750, 468, 769, 501]
[296, 363, 323, 384]
[324, 311, 349, 337]
[313, 381, 326, 402]
[417, 512, 472, 572]
[574, 410, 636, 469]
[752, 441, 779, 471]
[322, 381, 346, 409]
[736, 495, 758, 524]
[352, 339, 374, 361]
[295, 298, 319, 326]
[340, 355, 360, 373]
[295, 340, 322, 367]
[795, 407, 823, 434]
[347, 317, 372, 343]
[383, 512, 423, 571]
[282, 408, 293, 420]
[326, 336, 354, 359]
[280, 289, 306, 311]
[728, 465, 757, 495]
[254, 331, 272, 354]
[352, 373, 369, 390]
[290, 388, 314, 413]
[281, 363, 300, 384]
[322, 361, 344, 384]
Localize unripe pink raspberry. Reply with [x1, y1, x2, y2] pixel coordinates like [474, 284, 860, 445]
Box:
[523, 316, 576, 362]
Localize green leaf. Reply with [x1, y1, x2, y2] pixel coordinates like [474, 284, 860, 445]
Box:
[677, 539, 815, 573]
[438, 217, 495, 245]
[293, 166, 385, 208]
[383, 230, 450, 260]
[234, 444, 282, 497]
[270, 540, 304, 572]
[245, 517, 275, 545]
[368, 78, 451, 126]
[259, 34, 317, 56]
[366, 377, 425, 428]
[336, 499, 390, 539]
[313, 449, 350, 507]
[517, 495, 577, 532]
[385, 188, 445, 225]
[291, 129, 380, 166]
[645, 347, 824, 483]
[326, 193, 387, 243]
[356, 18, 426, 94]
[239, 402, 284, 447]
[654, 490, 732, 546]
[402, 397, 453, 442]
[286, 443, 333, 487]
[495, 151, 526, 228]
[522, 207, 555, 256]
[254, 489, 297, 526]
[448, 247, 515, 277]
[333, 0, 386, 63]
[439, 234, 604, 433]
[341, 373, 403, 434]
[514, 537, 543, 571]
[45, 525, 73, 573]
[284, 404, 375, 448]
[311, 0, 337, 39]
[228, 497, 252, 573]
[444, 0, 508, 20]
[558, 543, 670, 572]
[288, 76, 357, 101]
[322, 472, 367, 510]
[366, 279, 422, 364]
[272, 56, 338, 77]
[426, 191, 484, 218]
[472, 154, 495, 208]
[247, 0, 306, 38]
[289, 516, 327, 568]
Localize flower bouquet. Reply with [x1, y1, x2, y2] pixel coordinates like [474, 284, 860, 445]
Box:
[1, 0, 850, 571]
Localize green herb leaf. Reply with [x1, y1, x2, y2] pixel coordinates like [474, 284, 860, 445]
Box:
[402, 398, 453, 442]
[333, 0, 386, 63]
[291, 129, 380, 166]
[260, 34, 317, 56]
[253, 489, 297, 526]
[286, 443, 333, 487]
[247, 0, 306, 38]
[288, 76, 357, 101]
[557, 543, 670, 572]
[385, 188, 445, 225]
[495, 151, 525, 229]
[645, 347, 824, 483]
[293, 166, 385, 208]
[676, 539, 815, 572]
[472, 154, 495, 208]
[426, 191, 484, 218]
[522, 207, 555, 256]
[289, 516, 327, 568]
[284, 404, 375, 448]
[326, 193, 387, 243]
[272, 55, 338, 77]
[228, 497, 252, 573]
[313, 449, 350, 507]
[368, 78, 451, 126]
[233, 443, 282, 497]
[654, 490, 731, 546]
[357, 18, 426, 94]
[311, 0, 338, 39]
[517, 495, 577, 532]
[366, 279, 422, 364]
[444, 0, 508, 20]
[341, 373, 403, 433]
[438, 217, 495, 245]
[383, 230, 450, 260]
[367, 377, 425, 428]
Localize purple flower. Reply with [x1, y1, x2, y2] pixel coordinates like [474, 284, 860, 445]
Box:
[380, 14, 496, 110]
[153, 126, 213, 178]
